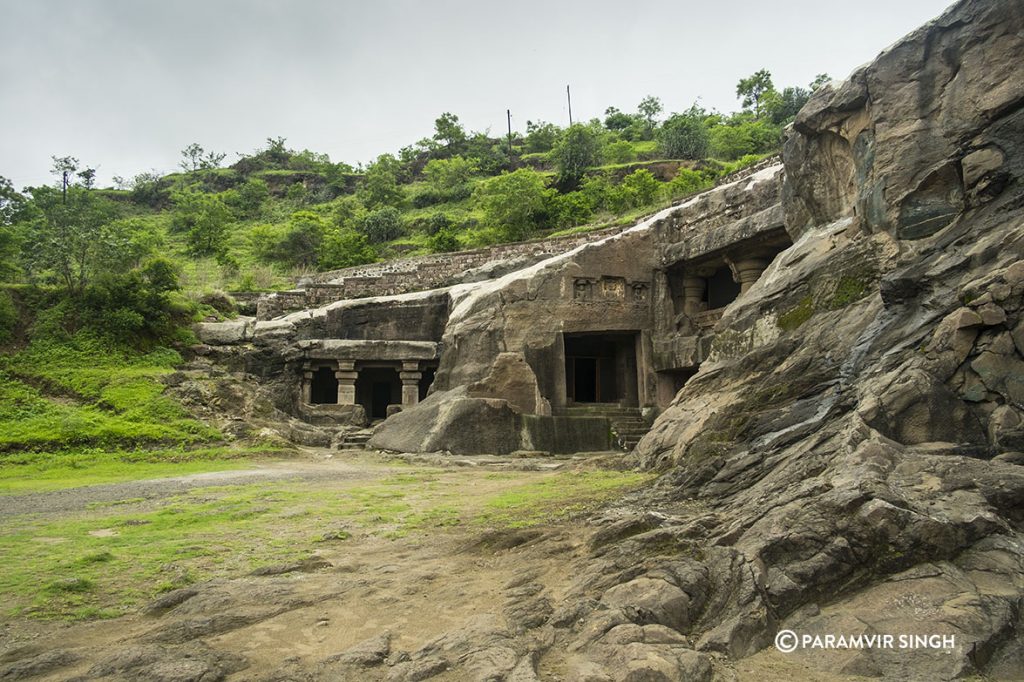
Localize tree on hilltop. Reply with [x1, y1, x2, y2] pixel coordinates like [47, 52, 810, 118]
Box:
[736, 69, 775, 118]
[637, 96, 663, 135]
[550, 124, 603, 189]
[433, 112, 467, 153]
[180, 143, 226, 173]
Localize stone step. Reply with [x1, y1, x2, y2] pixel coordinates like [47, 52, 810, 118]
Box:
[609, 413, 650, 452]
[338, 430, 374, 449]
[563, 406, 640, 412]
[560, 410, 642, 419]
[561, 403, 639, 412]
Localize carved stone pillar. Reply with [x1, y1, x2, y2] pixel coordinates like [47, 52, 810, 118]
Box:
[399, 361, 422, 407]
[335, 361, 357, 405]
[732, 258, 769, 293]
[301, 368, 313, 404]
[682, 276, 706, 316]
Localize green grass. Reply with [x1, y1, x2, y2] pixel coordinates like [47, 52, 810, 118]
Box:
[0, 337, 220, 452]
[0, 447, 277, 494]
[0, 466, 651, 620]
[475, 470, 652, 528]
[0, 485, 315, 619]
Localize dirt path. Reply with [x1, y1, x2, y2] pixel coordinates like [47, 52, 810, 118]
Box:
[0, 457, 380, 518]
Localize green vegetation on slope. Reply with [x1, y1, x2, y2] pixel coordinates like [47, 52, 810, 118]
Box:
[1, 69, 827, 307]
[0, 335, 219, 452]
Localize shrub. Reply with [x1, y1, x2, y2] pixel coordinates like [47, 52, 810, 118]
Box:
[411, 184, 472, 208]
[236, 178, 269, 217]
[550, 124, 604, 189]
[604, 140, 635, 164]
[249, 224, 284, 263]
[360, 154, 405, 208]
[580, 174, 614, 213]
[709, 120, 781, 160]
[709, 125, 754, 161]
[285, 182, 307, 202]
[423, 156, 475, 191]
[668, 169, 714, 197]
[332, 195, 366, 229]
[319, 229, 376, 269]
[659, 114, 711, 159]
[198, 290, 236, 316]
[277, 211, 327, 266]
[428, 229, 460, 253]
[474, 169, 551, 241]
[621, 169, 662, 207]
[171, 190, 232, 257]
[524, 121, 560, 153]
[78, 258, 190, 346]
[358, 207, 405, 244]
[551, 192, 593, 229]
[603, 107, 635, 131]
[0, 289, 15, 345]
[426, 213, 453, 235]
[129, 172, 165, 207]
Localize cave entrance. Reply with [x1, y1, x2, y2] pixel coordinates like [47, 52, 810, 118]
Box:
[656, 367, 698, 408]
[419, 365, 437, 401]
[564, 332, 639, 406]
[705, 265, 742, 310]
[356, 366, 401, 420]
[310, 366, 338, 404]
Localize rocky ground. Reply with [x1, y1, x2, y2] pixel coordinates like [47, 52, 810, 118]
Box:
[0, 449, 887, 682]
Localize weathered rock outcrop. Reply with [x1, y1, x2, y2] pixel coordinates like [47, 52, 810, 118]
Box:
[574, 1, 1024, 678]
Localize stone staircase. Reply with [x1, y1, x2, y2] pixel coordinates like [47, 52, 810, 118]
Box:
[336, 428, 373, 450]
[559, 405, 650, 452]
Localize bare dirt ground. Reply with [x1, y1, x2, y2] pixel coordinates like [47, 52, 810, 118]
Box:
[0, 450, 873, 682]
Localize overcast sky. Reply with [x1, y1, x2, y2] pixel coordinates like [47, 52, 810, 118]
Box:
[1, 0, 953, 189]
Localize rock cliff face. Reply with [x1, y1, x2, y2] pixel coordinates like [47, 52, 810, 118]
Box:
[594, 1, 1024, 677]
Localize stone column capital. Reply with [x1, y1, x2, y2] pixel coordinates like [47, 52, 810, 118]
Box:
[730, 257, 769, 291]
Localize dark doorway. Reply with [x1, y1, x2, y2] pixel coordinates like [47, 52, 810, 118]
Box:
[419, 366, 437, 401]
[310, 366, 338, 404]
[371, 381, 391, 419]
[705, 266, 741, 310]
[573, 357, 599, 402]
[355, 366, 401, 420]
[564, 332, 639, 405]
